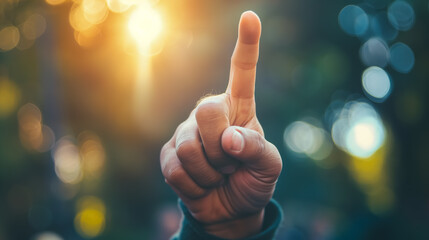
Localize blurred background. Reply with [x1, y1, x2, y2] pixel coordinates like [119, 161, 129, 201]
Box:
[0, 0, 428, 239]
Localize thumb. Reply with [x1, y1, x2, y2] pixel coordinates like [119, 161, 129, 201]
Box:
[221, 126, 282, 181]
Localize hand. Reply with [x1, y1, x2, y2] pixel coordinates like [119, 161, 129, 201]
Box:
[160, 11, 282, 239]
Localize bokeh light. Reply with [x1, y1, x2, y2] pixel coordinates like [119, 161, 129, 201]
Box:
[359, 38, 390, 68]
[0, 26, 20, 51]
[45, 0, 66, 6]
[389, 42, 415, 73]
[20, 13, 47, 40]
[106, 0, 133, 13]
[0, 77, 20, 117]
[53, 137, 83, 184]
[69, 3, 95, 32]
[33, 232, 64, 240]
[17, 103, 56, 152]
[284, 120, 333, 160]
[362, 66, 392, 102]
[387, 1, 415, 31]
[78, 131, 106, 179]
[338, 5, 369, 36]
[345, 116, 385, 158]
[74, 196, 106, 238]
[331, 100, 386, 158]
[82, 0, 109, 25]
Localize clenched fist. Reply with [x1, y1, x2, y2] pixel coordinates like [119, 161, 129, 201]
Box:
[160, 11, 282, 239]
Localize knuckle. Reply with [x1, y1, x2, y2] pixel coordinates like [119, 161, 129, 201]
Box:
[176, 139, 200, 161]
[195, 100, 225, 123]
[166, 165, 186, 185]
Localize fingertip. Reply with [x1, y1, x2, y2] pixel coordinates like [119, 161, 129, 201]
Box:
[239, 11, 261, 44]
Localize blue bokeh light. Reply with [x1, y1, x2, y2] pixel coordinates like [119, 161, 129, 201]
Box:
[360, 38, 390, 67]
[389, 42, 415, 73]
[338, 5, 369, 36]
[387, 1, 415, 31]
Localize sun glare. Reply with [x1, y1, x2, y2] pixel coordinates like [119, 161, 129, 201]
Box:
[128, 4, 163, 53]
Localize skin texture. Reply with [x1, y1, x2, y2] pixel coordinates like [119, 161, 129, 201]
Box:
[160, 11, 283, 239]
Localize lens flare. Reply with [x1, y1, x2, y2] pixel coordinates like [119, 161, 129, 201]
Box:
[128, 4, 163, 53]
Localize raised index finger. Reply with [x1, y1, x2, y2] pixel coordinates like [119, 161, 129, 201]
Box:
[226, 11, 261, 99]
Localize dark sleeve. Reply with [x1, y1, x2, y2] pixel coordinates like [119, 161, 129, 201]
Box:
[171, 199, 283, 240]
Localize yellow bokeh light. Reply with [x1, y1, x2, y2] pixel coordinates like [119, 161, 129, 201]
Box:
[69, 3, 94, 32]
[0, 26, 20, 51]
[45, 0, 67, 5]
[0, 77, 21, 117]
[75, 196, 106, 238]
[82, 0, 109, 25]
[128, 4, 163, 52]
[106, 0, 133, 13]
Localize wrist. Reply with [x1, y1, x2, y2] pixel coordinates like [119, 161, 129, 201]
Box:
[202, 210, 265, 239]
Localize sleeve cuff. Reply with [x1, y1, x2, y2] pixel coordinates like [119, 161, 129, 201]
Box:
[173, 199, 283, 240]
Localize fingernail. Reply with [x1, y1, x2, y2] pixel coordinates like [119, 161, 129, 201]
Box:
[231, 130, 244, 152]
[220, 165, 237, 174]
